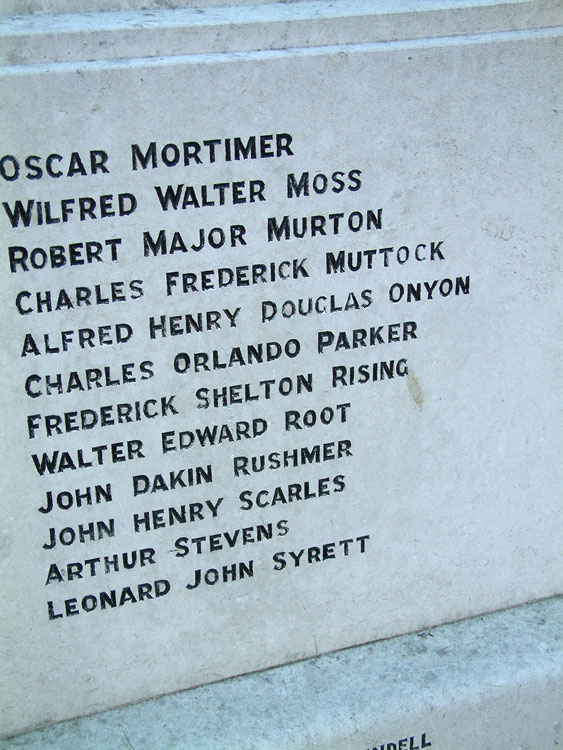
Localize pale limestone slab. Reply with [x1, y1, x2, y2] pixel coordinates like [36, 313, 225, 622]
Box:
[0, 0, 288, 16]
[0, 596, 561, 749]
[2, 0, 562, 66]
[3, 0, 559, 22]
[1, 1, 562, 738]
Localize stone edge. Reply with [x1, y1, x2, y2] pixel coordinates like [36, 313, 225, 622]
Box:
[1, 595, 561, 748]
[0, 0, 561, 67]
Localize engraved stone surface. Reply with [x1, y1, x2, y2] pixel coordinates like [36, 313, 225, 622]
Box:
[1, 0, 562, 738]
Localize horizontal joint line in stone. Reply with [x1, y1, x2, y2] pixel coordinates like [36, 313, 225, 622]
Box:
[0, 24, 561, 74]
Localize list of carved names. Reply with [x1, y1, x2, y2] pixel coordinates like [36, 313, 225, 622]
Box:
[0, 133, 471, 621]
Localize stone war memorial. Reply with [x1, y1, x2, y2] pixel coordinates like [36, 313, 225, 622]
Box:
[0, 0, 562, 747]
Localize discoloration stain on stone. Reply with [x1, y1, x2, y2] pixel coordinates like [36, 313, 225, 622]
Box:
[0, 530, 12, 561]
[481, 220, 514, 241]
[408, 369, 423, 409]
